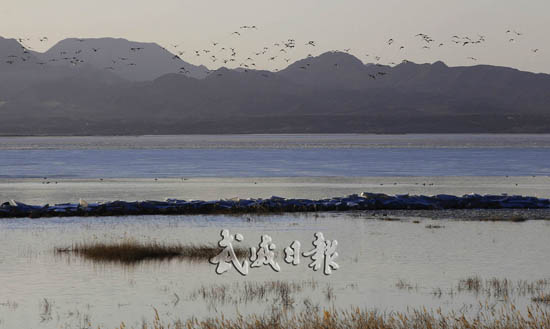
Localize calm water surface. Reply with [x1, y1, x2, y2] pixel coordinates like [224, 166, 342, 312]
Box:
[2, 135, 550, 328]
[1, 134, 550, 178]
[1, 213, 550, 328]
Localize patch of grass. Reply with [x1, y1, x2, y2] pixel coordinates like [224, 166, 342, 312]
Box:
[532, 294, 550, 304]
[395, 279, 418, 291]
[458, 277, 550, 298]
[189, 280, 320, 308]
[380, 217, 401, 221]
[458, 276, 482, 293]
[112, 305, 550, 329]
[0, 300, 18, 310]
[55, 241, 248, 264]
[478, 215, 528, 222]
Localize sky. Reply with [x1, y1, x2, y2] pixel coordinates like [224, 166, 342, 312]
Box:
[1, 0, 549, 73]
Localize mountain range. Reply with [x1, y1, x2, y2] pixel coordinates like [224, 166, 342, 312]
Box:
[1, 36, 550, 135]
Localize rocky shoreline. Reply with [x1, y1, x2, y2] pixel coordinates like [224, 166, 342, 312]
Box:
[1, 192, 550, 218]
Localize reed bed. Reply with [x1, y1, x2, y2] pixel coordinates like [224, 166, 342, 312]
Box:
[55, 241, 249, 264]
[115, 304, 550, 329]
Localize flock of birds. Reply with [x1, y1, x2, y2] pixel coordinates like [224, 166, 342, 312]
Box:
[1, 27, 542, 80]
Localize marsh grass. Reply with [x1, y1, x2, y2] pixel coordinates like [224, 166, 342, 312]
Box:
[533, 294, 550, 304]
[115, 304, 550, 329]
[397, 276, 550, 301]
[190, 280, 321, 308]
[0, 300, 18, 310]
[425, 224, 445, 229]
[395, 279, 418, 292]
[55, 241, 249, 264]
[458, 277, 550, 298]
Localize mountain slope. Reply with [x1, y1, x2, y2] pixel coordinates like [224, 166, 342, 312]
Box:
[2, 41, 550, 135]
[38, 38, 208, 81]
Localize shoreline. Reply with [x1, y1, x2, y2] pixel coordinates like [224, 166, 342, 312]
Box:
[2, 176, 550, 205]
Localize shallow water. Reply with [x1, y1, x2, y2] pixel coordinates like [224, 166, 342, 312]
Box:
[2, 147, 550, 179]
[2, 134, 550, 328]
[1, 213, 550, 329]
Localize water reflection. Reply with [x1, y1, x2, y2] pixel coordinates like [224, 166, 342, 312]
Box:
[0, 212, 549, 328]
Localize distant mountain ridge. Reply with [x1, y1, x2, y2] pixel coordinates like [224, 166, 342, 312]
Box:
[1, 36, 550, 135]
[38, 37, 208, 80]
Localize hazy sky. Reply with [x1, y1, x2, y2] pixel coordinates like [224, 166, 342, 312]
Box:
[2, 0, 549, 73]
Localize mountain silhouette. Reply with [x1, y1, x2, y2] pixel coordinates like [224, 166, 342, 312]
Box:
[38, 37, 208, 81]
[2, 38, 550, 135]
